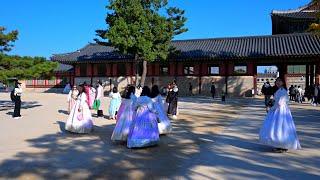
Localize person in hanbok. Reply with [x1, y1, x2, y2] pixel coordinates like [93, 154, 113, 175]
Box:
[95, 81, 104, 117]
[89, 84, 96, 108]
[67, 85, 79, 113]
[83, 82, 92, 109]
[259, 77, 301, 152]
[151, 85, 172, 134]
[111, 86, 136, 141]
[127, 86, 159, 148]
[65, 84, 93, 133]
[166, 83, 179, 119]
[63, 82, 71, 94]
[108, 87, 122, 120]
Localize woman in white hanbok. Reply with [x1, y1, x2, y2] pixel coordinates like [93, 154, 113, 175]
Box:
[151, 85, 172, 134]
[66, 85, 93, 134]
[259, 77, 301, 152]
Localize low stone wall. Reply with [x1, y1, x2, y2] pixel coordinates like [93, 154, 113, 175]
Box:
[227, 76, 254, 97]
[201, 76, 225, 97]
[36, 76, 255, 97]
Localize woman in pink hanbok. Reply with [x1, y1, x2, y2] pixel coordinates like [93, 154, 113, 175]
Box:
[259, 77, 301, 152]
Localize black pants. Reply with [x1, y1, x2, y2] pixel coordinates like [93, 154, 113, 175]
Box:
[97, 110, 103, 117]
[168, 101, 178, 115]
[211, 93, 215, 99]
[13, 99, 21, 117]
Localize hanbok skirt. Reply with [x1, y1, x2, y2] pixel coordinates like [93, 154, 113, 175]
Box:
[109, 98, 121, 118]
[127, 106, 159, 148]
[66, 100, 93, 134]
[259, 105, 301, 150]
[154, 102, 172, 134]
[68, 99, 76, 113]
[111, 101, 135, 141]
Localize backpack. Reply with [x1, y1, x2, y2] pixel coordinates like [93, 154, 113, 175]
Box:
[10, 89, 16, 102]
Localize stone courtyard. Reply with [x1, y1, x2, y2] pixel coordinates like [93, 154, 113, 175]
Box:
[0, 92, 319, 179]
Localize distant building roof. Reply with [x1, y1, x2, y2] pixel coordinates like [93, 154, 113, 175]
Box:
[51, 33, 320, 63]
[271, 2, 319, 20]
[54, 63, 73, 72]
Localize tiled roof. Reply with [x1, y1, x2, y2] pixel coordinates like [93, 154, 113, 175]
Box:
[271, 3, 319, 20]
[51, 33, 320, 63]
[272, 11, 317, 20]
[54, 63, 73, 72]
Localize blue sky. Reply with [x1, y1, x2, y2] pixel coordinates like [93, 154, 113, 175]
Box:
[0, 0, 311, 60]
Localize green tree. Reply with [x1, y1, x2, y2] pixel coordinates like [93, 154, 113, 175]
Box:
[0, 26, 58, 83]
[0, 26, 18, 53]
[95, 0, 187, 86]
[308, 0, 320, 33]
[0, 54, 58, 82]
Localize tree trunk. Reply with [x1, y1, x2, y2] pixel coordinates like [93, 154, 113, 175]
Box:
[134, 54, 139, 87]
[140, 60, 148, 87]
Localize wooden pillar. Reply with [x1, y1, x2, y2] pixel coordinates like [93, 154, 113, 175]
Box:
[75, 64, 80, 77]
[306, 64, 310, 87]
[224, 62, 229, 95]
[198, 62, 202, 94]
[169, 62, 176, 76]
[154, 63, 160, 76]
[310, 64, 315, 85]
[316, 63, 320, 84]
[90, 64, 94, 84]
[252, 63, 257, 95]
[112, 64, 118, 76]
[277, 63, 287, 85]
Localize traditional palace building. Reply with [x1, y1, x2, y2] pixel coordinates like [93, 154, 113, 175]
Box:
[29, 1, 320, 96]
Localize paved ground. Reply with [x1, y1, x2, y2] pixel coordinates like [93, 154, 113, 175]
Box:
[0, 92, 319, 179]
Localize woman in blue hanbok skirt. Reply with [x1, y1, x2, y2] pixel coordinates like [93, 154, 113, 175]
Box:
[108, 87, 122, 120]
[65, 84, 93, 134]
[259, 77, 301, 152]
[151, 85, 172, 134]
[127, 86, 160, 148]
[111, 86, 136, 141]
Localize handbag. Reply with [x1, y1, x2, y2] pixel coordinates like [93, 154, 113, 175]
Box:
[77, 110, 84, 121]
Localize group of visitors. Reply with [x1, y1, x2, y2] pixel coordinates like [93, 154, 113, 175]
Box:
[288, 85, 304, 103]
[65, 80, 177, 148]
[304, 84, 320, 106]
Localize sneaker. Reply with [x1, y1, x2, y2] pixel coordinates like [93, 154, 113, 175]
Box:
[172, 115, 177, 120]
[13, 117, 19, 120]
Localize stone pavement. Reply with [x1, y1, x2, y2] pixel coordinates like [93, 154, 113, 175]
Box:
[0, 93, 319, 179]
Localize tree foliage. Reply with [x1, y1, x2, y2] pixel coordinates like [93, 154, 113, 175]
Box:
[0, 26, 18, 53]
[308, 0, 320, 33]
[0, 26, 58, 83]
[0, 54, 58, 82]
[95, 0, 187, 86]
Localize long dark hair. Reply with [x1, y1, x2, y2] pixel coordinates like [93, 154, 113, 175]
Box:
[150, 85, 160, 98]
[78, 84, 84, 95]
[125, 85, 135, 99]
[275, 77, 287, 90]
[140, 86, 151, 97]
[112, 86, 118, 93]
